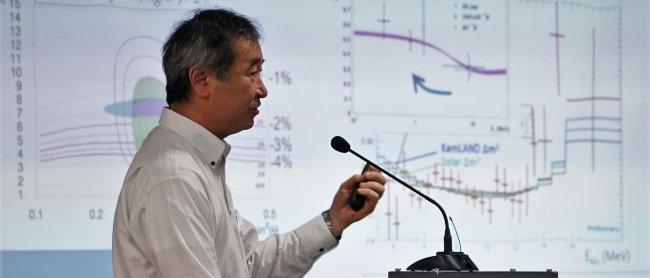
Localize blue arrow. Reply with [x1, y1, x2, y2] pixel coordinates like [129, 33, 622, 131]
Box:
[412, 74, 452, 96]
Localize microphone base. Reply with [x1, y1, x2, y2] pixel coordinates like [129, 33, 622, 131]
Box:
[407, 251, 478, 272]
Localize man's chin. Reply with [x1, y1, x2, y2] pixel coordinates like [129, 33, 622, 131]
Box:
[231, 116, 256, 135]
[243, 120, 255, 130]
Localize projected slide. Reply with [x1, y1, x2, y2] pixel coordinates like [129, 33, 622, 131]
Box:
[1, 0, 647, 277]
[354, 0, 624, 242]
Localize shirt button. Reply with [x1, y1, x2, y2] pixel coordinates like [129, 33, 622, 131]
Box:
[319, 248, 324, 252]
[210, 161, 216, 166]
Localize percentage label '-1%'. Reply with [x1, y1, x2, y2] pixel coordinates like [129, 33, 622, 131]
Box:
[269, 70, 292, 85]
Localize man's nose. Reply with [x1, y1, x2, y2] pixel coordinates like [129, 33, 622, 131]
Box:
[257, 78, 268, 98]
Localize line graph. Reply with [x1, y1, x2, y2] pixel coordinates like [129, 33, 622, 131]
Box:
[344, 0, 509, 120]
[367, 96, 623, 241]
[356, 0, 625, 245]
[371, 121, 622, 243]
[353, 30, 507, 76]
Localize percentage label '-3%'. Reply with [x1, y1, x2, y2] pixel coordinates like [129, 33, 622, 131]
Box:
[270, 137, 293, 152]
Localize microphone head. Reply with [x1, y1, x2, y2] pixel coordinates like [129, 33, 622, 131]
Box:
[330, 136, 350, 153]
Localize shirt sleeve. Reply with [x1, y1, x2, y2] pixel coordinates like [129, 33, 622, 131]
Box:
[136, 175, 223, 278]
[241, 214, 339, 278]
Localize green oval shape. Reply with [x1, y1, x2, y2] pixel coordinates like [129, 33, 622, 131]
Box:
[132, 76, 165, 149]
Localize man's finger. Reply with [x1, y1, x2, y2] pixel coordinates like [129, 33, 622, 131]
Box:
[339, 174, 364, 191]
[357, 187, 380, 202]
[363, 171, 387, 185]
[359, 181, 384, 196]
[356, 188, 380, 215]
[331, 187, 349, 208]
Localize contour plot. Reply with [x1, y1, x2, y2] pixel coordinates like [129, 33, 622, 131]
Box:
[31, 1, 271, 198]
[346, 0, 509, 120]
[32, 1, 194, 196]
[3, 0, 280, 251]
[361, 0, 624, 246]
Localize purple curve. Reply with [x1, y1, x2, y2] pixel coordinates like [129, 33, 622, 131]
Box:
[353, 30, 507, 75]
[133, 99, 166, 117]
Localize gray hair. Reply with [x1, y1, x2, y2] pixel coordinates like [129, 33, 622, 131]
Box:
[162, 8, 260, 104]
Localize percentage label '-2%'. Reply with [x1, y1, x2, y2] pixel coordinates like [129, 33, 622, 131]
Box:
[272, 116, 292, 131]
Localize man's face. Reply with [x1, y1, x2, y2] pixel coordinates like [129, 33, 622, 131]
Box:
[210, 38, 267, 137]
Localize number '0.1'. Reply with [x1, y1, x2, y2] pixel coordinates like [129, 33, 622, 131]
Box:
[28, 209, 43, 220]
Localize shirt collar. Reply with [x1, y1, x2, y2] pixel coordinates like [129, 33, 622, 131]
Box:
[159, 108, 231, 166]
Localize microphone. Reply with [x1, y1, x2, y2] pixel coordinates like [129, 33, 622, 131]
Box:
[330, 136, 478, 271]
[331, 136, 453, 251]
[330, 136, 350, 153]
[332, 136, 367, 211]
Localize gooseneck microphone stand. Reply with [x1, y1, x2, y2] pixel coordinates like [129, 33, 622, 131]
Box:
[331, 136, 478, 271]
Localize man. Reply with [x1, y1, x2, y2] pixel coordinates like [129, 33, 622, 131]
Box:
[112, 9, 386, 277]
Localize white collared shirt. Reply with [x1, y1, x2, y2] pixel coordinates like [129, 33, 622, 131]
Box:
[112, 108, 338, 278]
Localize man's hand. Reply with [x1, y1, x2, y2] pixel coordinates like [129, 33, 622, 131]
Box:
[328, 167, 387, 237]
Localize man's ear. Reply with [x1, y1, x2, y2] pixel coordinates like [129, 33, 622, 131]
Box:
[188, 66, 213, 98]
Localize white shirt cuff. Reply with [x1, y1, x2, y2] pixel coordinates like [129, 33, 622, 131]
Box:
[294, 214, 339, 260]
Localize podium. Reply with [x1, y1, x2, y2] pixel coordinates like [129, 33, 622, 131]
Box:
[389, 270, 558, 278]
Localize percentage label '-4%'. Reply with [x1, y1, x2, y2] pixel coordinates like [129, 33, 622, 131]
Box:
[271, 154, 293, 169]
